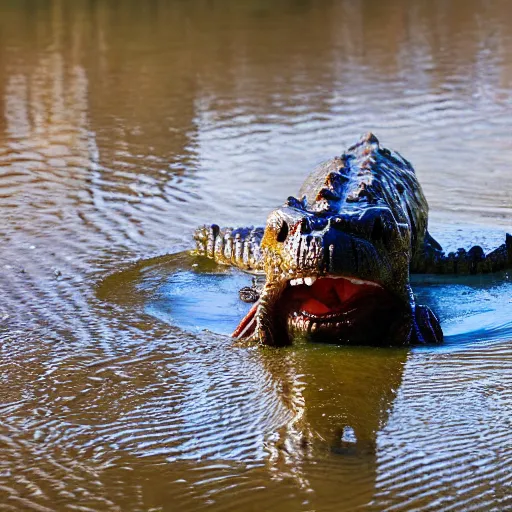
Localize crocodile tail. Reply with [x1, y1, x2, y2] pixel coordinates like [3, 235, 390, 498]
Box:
[193, 224, 265, 272]
[413, 232, 512, 274]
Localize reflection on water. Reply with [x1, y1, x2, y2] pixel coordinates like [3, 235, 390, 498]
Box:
[100, 254, 411, 508]
[1, 0, 512, 510]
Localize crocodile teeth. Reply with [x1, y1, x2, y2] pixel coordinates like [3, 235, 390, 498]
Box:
[289, 275, 377, 287]
[327, 275, 381, 287]
[344, 277, 381, 287]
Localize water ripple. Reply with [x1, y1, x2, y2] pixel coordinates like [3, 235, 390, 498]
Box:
[1, 0, 512, 510]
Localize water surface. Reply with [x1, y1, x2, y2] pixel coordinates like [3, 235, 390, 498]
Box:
[1, 1, 512, 510]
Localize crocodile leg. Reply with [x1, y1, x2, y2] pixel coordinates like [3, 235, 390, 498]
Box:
[193, 224, 265, 272]
[413, 232, 512, 275]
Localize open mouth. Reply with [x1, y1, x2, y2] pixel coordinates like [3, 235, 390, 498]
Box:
[281, 276, 402, 343]
[233, 275, 404, 345]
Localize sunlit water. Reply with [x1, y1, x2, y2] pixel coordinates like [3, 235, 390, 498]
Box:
[1, 1, 512, 510]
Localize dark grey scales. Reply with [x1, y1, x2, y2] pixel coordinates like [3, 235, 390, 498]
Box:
[194, 133, 512, 346]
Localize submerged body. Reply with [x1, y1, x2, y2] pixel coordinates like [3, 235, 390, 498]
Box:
[194, 134, 512, 346]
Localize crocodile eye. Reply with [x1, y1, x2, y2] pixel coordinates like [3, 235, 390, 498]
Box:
[276, 221, 289, 243]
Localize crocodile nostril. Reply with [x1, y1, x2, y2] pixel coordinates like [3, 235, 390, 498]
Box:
[276, 221, 289, 243]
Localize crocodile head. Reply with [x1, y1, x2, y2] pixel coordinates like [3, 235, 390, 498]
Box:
[233, 133, 442, 346]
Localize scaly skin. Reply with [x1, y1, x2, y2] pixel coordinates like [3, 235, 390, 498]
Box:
[193, 133, 512, 346]
[193, 225, 265, 272]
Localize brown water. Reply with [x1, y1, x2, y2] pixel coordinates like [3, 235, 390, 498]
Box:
[1, 1, 512, 510]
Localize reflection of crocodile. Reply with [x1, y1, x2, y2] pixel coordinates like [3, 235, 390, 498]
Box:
[194, 133, 512, 346]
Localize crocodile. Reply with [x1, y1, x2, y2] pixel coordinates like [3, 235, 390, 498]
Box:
[193, 133, 512, 346]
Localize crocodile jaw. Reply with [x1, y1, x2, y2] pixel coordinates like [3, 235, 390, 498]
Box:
[232, 280, 288, 345]
[233, 274, 406, 346]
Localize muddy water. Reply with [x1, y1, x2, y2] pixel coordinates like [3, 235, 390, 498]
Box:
[1, 1, 512, 510]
